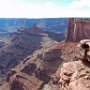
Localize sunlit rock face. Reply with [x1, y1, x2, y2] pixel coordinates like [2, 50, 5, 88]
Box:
[66, 19, 90, 42]
[60, 61, 90, 90]
[77, 39, 90, 61]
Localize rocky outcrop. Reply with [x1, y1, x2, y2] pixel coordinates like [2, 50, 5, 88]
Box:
[59, 61, 90, 90]
[77, 39, 90, 61]
[66, 19, 90, 42]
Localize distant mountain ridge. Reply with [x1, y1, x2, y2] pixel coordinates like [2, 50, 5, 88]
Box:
[0, 18, 68, 34]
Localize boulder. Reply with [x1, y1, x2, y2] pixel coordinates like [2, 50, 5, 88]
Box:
[59, 61, 90, 90]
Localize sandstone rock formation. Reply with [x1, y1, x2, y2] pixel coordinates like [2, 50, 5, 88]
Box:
[59, 61, 90, 90]
[77, 39, 90, 61]
[66, 19, 90, 41]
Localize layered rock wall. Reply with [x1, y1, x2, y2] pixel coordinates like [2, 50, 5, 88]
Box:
[66, 19, 90, 41]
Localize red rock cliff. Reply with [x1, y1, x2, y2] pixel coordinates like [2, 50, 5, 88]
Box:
[66, 18, 90, 42]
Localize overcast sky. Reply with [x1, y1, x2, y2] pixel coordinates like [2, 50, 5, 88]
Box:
[0, 0, 90, 18]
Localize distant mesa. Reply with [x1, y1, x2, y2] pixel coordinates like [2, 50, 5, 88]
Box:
[26, 24, 47, 36]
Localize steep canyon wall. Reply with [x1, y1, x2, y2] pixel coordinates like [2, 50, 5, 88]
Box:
[66, 18, 90, 41]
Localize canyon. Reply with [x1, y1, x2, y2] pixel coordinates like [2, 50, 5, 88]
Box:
[0, 24, 65, 72]
[0, 18, 90, 90]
